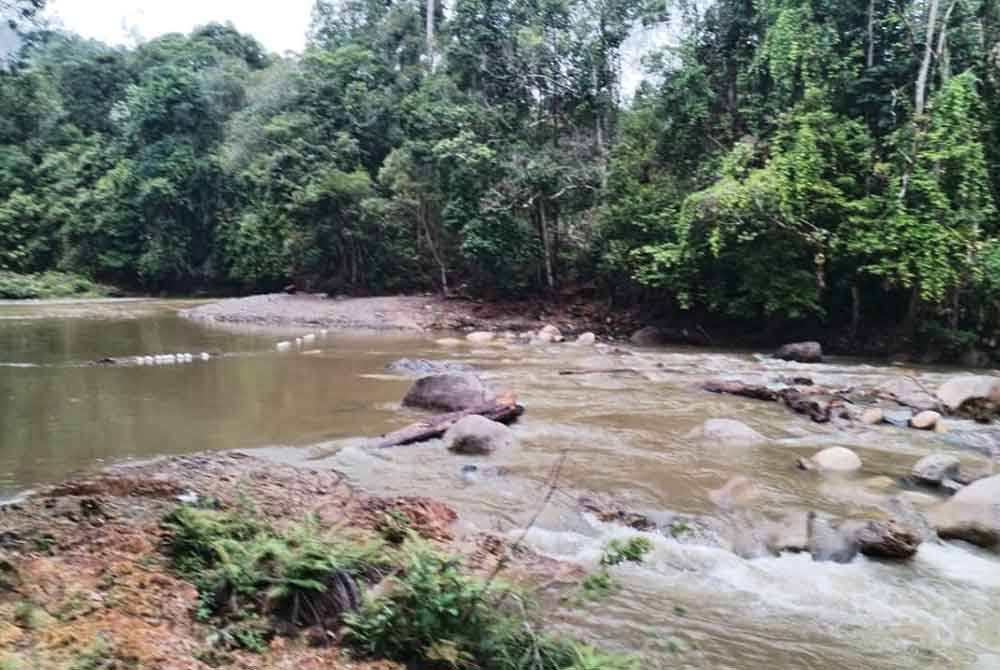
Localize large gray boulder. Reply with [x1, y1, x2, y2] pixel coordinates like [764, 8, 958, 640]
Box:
[444, 415, 517, 455]
[774, 341, 822, 363]
[911, 453, 961, 485]
[936, 375, 1000, 412]
[930, 474, 1000, 548]
[402, 374, 494, 412]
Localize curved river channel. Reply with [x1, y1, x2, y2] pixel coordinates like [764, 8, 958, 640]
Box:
[1, 299, 998, 669]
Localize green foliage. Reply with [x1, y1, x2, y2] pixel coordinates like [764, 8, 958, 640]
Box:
[0, 271, 110, 299]
[13, 600, 51, 630]
[163, 505, 388, 627]
[343, 542, 638, 670]
[599, 537, 653, 567]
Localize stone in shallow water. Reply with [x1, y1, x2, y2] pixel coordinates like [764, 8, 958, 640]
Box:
[911, 454, 961, 485]
[694, 419, 767, 447]
[910, 410, 941, 430]
[930, 474, 1000, 548]
[774, 341, 822, 363]
[444, 415, 517, 455]
[799, 446, 862, 473]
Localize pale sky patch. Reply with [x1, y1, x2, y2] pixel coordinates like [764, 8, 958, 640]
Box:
[43, 0, 315, 53]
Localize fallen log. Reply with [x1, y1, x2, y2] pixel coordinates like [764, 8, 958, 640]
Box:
[702, 380, 779, 402]
[373, 401, 524, 448]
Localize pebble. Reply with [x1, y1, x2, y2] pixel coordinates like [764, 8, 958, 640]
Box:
[910, 410, 941, 430]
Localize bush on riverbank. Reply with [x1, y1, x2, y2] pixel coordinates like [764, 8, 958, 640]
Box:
[0, 272, 112, 300]
[163, 506, 638, 668]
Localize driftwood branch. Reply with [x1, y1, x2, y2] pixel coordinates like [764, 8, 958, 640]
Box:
[702, 380, 836, 423]
[373, 402, 525, 448]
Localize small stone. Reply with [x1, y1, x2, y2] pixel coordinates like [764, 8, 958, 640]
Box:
[800, 446, 862, 473]
[940, 479, 964, 494]
[575, 332, 597, 346]
[466, 331, 495, 344]
[860, 408, 884, 425]
[536, 324, 563, 343]
[910, 410, 941, 430]
[774, 341, 822, 363]
[856, 519, 921, 559]
[444, 415, 517, 455]
[911, 454, 961, 485]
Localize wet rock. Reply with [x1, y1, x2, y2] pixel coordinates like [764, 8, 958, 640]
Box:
[882, 409, 914, 428]
[912, 454, 961, 486]
[807, 513, 859, 563]
[693, 419, 767, 447]
[535, 324, 564, 343]
[936, 375, 1000, 414]
[574, 332, 597, 346]
[466, 331, 495, 344]
[709, 476, 761, 509]
[444, 415, 517, 455]
[435, 337, 464, 347]
[402, 374, 494, 412]
[763, 512, 810, 554]
[855, 520, 921, 559]
[630, 326, 666, 347]
[798, 447, 862, 473]
[878, 378, 939, 412]
[930, 474, 1000, 548]
[458, 464, 508, 483]
[860, 408, 885, 425]
[910, 410, 941, 430]
[578, 496, 657, 532]
[774, 341, 822, 363]
[940, 479, 965, 494]
[386, 359, 476, 376]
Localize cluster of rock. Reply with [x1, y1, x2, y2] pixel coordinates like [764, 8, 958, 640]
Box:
[458, 324, 597, 347]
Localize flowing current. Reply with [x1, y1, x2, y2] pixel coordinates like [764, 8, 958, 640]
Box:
[1, 299, 998, 669]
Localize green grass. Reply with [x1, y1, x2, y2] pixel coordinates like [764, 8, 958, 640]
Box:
[0, 271, 113, 300]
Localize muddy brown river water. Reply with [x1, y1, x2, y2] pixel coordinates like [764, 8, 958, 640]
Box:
[1, 299, 998, 669]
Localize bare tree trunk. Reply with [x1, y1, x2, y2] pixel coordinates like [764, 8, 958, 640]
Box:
[850, 284, 861, 342]
[592, 64, 604, 154]
[420, 202, 448, 293]
[426, 0, 436, 72]
[936, 0, 959, 84]
[867, 0, 876, 68]
[538, 201, 555, 291]
[902, 283, 922, 340]
[915, 0, 941, 116]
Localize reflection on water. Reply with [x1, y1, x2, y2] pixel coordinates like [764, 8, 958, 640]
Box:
[1, 299, 999, 669]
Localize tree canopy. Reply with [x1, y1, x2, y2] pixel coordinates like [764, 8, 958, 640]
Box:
[0, 0, 999, 354]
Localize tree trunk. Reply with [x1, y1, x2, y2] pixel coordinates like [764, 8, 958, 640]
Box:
[420, 201, 448, 294]
[426, 0, 436, 72]
[850, 284, 861, 342]
[902, 283, 922, 340]
[936, 0, 959, 85]
[867, 0, 876, 68]
[915, 0, 941, 116]
[538, 200, 555, 291]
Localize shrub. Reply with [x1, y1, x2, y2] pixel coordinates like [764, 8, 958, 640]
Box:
[600, 537, 653, 567]
[0, 271, 112, 300]
[163, 506, 389, 628]
[343, 541, 639, 670]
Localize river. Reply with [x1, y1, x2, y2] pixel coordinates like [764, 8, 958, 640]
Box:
[1, 299, 998, 669]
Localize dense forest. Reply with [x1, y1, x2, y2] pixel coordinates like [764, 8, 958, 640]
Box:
[1, 0, 999, 354]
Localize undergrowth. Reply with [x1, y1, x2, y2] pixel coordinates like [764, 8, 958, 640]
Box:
[163, 506, 640, 668]
[0, 272, 113, 300]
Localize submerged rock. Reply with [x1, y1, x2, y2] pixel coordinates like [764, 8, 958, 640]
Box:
[930, 474, 1000, 548]
[911, 454, 961, 486]
[878, 378, 940, 412]
[798, 447, 862, 473]
[694, 419, 767, 447]
[910, 410, 941, 430]
[709, 476, 762, 509]
[386, 359, 476, 376]
[402, 374, 494, 412]
[444, 415, 517, 455]
[774, 341, 822, 363]
[466, 331, 496, 344]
